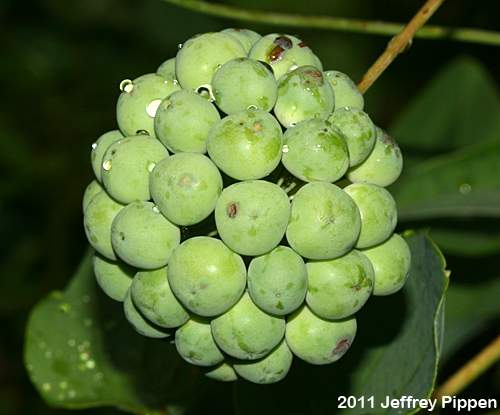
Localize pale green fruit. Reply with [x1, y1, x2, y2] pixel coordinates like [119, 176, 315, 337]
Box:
[286, 305, 356, 364]
[233, 340, 293, 384]
[286, 182, 361, 260]
[362, 234, 411, 296]
[154, 89, 220, 154]
[249, 34, 322, 79]
[324, 70, 364, 110]
[222, 28, 262, 53]
[282, 118, 349, 182]
[131, 267, 189, 328]
[175, 317, 224, 367]
[211, 292, 285, 360]
[84, 191, 124, 260]
[93, 254, 134, 302]
[328, 108, 376, 166]
[156, 57, 176, 80]
[215, 181, 290, 256]
[205, 363, 238, 382]
[116, 73, 180, 137]
[176, 32, 246, 90]
[347, 127, 403, 187]
[248, 246, 307, 315]
[150, 153, 223, 226]
[344, 183, 397, 249]
[101, 135, 168, 204]
[306, 250, 374, 319]
[212, 58, 277, 114]
[168, 237, 246, 317]
[207, 108, 282, 180]
[111, 201, 180, 269]
[275, 66, 334, 128]
[123, 288, 169, 339]
[90, 130, 123, 182]
[82, 180, 103, 212]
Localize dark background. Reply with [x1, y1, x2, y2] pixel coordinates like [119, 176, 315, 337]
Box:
[1, 0, 499, 414]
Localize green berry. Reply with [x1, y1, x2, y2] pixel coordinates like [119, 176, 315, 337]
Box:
[84, 191, 123, 260]
[212, 58, 277, 114]
[154, 89, 220, 153]
[286, 182, 361, 260]
[82, 180, 103, 212]
[175, 317, 225, 367]
[347, 127, 403, 187]
[282, 118, 349, 182]
[150, 153, 223, 226]
[116, 73, 180, 137]
[324, 70, 364, 110]
[328, 108, 376, 166]
[176, 32, 246, 90]
[215, 181, 290, 256]
[123, 288, 169, 339]
[274, 66, 334, 128]
[211, 292, 285, 360]
[233, 339, 293, 384]
[101, 135, 168, 204]
[362, 234, 411, 296]
[90, 130, 123, 182]
[344, 183, 397, 249]
[207, 109, 282, 180]
[205, 363, 238, 382]
[222, 28, 261, 53]
[93, 254, 134, 302]
[306, 250, 374, 319]
[156, 57, 176, 81]
[168, 237, 246, 317]
[249, 34, 322, 80]
[248, 246, 307, 315]
[285, 305, 356, 365]
[131, 267, 189, 328]
[111, 201, 180, 269]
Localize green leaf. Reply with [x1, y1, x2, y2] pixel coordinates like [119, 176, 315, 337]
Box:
[24, 250, 202, 414]
[234, 232, 448, 415]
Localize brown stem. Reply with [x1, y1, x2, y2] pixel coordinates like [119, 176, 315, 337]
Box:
[358, 0, 446, 94]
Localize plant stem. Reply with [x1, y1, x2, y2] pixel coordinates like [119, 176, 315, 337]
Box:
[162, 0, 500, 46]
[434, 335, 500, 399]
[358, 0, 446, 93]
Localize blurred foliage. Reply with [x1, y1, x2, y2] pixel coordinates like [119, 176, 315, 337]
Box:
[1, 0, 500, 414]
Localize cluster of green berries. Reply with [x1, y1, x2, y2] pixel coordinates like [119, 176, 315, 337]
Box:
[82, 29, 411, 385]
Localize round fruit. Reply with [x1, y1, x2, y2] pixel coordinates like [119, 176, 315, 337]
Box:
[324, 70, 364, 110]
[84, 191, 123, 260]
[154, 89, 220, 153]
[111, 201, 180, 269]
[222, 28, 261, 53]
[233, 339, 293, 384]
[90, 130, 123, 182]
[286, 305, 357, 365]
[82, 180, 103, 212]
[328, 108, 376, 166]
[248, 246, 307, 315]
[175, 32, 246, 90]
[205, 363, 238, 382]
[131, 267, 189, 328]
[362, 234, 411, 296]
[168, 237, 246, 317]
[150, 153, 223, 226]
[282, 118, 349, 182]
[93, 254, 134, 302]
[344, 183, 397, 248]
[116, 73, 180, 137]
[207, 108, 282, 180]
[306, 250, 374, 319]
[215, 181, 290, 256]
[101, 135, 169, 204]
[175, 317, 225, 367]
[347, 127, 403, 187]
[211, 292, 285, 360]
[156, 57, 176, 81]
[286, 182, 361, 260]
[274, 66, 334, 128]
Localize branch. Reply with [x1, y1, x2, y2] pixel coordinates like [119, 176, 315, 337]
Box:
[358, 0, 446, 93]
[162, 0, 500, 47]
[434, 335, 500, 399]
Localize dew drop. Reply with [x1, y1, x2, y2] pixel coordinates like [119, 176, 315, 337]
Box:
[91, 142, 97, 151]
[459, 183, 472, 194]
[282, 144, 289, 153]
[146, 161, 156, 172]
[177, 43, 183, 49]
[152, 205, 160, 214]
[102, 159, 112, 171]
[119, 79, 134, 93]
[173, 79, 179, 85]
[146, 99, 162, 118]
[288, 64, 299, 72]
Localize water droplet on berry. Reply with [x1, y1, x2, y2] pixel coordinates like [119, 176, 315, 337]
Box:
[152, 205, 160, 213]
[282, 144, 289, 153]
[177, 43, 183, 49]
[102, 160, 112, 171]
[91, 142, 97, 150]
[146, 99, 162, 117]
[146, 161, 156, 172]
[119, 79, 134, 93]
